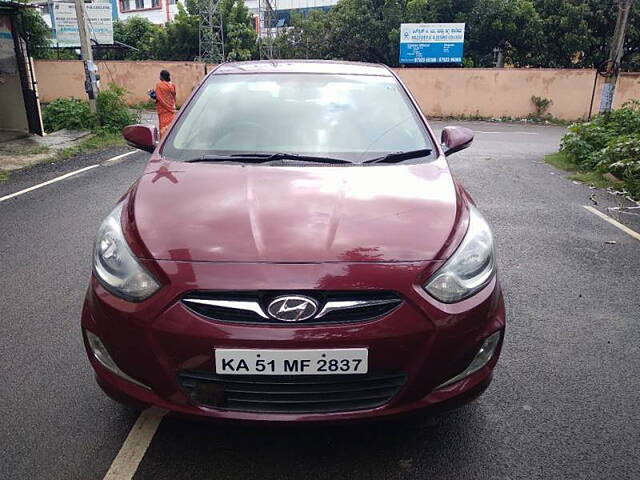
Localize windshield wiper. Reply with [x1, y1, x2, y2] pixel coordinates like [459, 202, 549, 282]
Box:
[185, 153, 352, 165]
[362, 149, 433, 164]
[185, 155, 270, 164]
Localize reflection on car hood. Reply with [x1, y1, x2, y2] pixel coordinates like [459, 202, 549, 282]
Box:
[131, 159, 459, 263]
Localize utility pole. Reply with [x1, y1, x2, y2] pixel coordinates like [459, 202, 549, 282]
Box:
[599, 0, 634, 113]
[73, 0, 99, 113]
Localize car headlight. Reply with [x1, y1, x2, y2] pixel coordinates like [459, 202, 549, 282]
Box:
[424, 204, 496, 303]
[93, 203, 160, 301]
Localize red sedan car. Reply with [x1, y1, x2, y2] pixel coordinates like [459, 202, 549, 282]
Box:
[82, 60, 505, 422]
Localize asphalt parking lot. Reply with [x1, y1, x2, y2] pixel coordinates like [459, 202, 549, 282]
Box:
[1, 121, 639, 479]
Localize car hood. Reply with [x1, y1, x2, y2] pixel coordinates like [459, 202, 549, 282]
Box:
[131, 158, 459, 263]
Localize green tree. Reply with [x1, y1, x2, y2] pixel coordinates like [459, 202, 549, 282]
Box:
[328, 0, 404, 65]
[21, 0, 633, 71]
[152, 3, 200, 60]
[529, 0, 639, 70]
[275, 10, 333, 59]
[219, 0, 257, 60]
[465, 0, 543, 67]
[111, 17, 161, 60]
[404, 0, 475, 23]
[270, 0, 639, 70]
[15, 2, 52, 59]
[532, 0, 593, 68]
[573, 0, 639, 71]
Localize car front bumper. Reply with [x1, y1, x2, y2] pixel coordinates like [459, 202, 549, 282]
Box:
[81, 260, 505, 423]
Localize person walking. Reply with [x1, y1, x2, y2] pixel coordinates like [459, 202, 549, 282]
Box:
[155, 70, 176, 138]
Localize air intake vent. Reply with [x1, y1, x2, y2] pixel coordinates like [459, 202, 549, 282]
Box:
[179, 370, 406, 413]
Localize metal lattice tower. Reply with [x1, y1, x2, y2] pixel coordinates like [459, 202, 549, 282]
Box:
[260, 0, 278, 59]
[198, 0, 225, 63]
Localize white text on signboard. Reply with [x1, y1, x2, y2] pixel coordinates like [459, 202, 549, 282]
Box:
[53, 3, 113, 47]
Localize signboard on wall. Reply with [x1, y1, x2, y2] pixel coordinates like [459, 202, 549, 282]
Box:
[399, 23, 465, 64]
[52, 2, 113, 47]
[0, 15, 16, 74]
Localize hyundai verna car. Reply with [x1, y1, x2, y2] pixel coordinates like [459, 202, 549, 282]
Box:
[82, 60, 505, 422]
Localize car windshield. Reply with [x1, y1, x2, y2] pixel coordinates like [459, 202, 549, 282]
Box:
[162, 73, 434, 164]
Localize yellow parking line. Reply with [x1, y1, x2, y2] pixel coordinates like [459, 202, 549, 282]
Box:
[103, 408, 166, 480]
[583, 205, 640, 241]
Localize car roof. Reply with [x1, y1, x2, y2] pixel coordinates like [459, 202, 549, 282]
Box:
[212, 60, 394, 77]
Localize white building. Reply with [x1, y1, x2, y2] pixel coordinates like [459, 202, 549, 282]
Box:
[245, 0, 338, 36]
[116, 0, 185, 25]
[245, 0, 339, 16]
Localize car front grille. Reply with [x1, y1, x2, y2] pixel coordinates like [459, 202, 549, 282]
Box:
[181, 291, 403, 325]
[179, 370, 406, 414]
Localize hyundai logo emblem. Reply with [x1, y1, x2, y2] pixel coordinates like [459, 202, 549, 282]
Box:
[267, 295, 319, 322]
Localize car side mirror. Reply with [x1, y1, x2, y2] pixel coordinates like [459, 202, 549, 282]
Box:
[122, 124, 158, 153]
[441, 126, 474, 157]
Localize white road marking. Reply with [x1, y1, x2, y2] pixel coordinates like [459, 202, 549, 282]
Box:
[103, 408, 166, 480]
[0, 150, 139, 203]
[583, 205, 640, 242]
[102, 150, 137, 165]
[0, 165, 99, 203]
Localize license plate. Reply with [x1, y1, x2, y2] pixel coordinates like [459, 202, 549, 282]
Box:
[215, 348, 368, 375]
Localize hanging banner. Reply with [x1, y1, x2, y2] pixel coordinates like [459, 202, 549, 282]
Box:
[399, 23, 465, 64]
[52, 2, 113, 47]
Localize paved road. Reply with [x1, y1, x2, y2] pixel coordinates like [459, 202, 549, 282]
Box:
[1, 122, 639, 479]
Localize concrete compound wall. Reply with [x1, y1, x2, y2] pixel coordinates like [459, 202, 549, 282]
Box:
[395, 68, 640, 120]
[34, 60, 640, 121]
[34, 60, 208, 108]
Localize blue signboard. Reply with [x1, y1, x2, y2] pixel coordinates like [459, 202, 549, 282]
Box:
[399, 23, 465, 64]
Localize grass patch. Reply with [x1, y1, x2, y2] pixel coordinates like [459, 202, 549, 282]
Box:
[54, 129, 125, 162]
[0, 143, 50, 157]
[570, 171, 614, 189]
[0, 168, 8, 182]
[433, 113, 571, 126]
[18, 144, 51, 156]
[545, 151, 620, 190]
[545, 151, 579, 172]
[131, 100, 156, 111]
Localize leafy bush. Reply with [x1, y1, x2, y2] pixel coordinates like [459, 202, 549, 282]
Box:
[562, 100, 640, 165]
[561, 121, 610, 168]
[531, 96, 553, 115]
[599, 134, 640, 198]
[527, 96, 558, 123]
[42, 84, 138, 133]
[96, 84, 139, 132]
[560, 100, 640, 197]
[42, 98, 96, 132]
